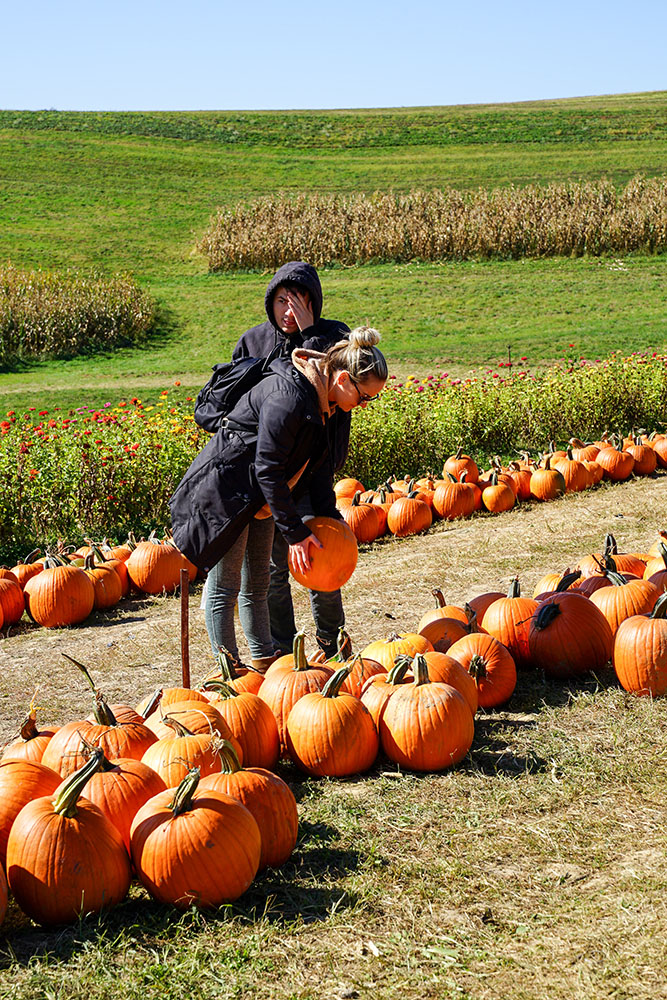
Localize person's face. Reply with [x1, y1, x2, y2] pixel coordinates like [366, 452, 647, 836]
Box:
[329, 371, 386, 412]
[272, 285, 310, 334]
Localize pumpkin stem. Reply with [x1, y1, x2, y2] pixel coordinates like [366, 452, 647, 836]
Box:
[556, 569, 581, 592]
[650, 593, 667, 620]
[62, 653, 118, 727]
[468, 654, 488, 684]
[215, 739, 243, 774]
[411, 653, 430, 686]
[201, 678, 238, 701]
[507, 577, 521, 599]
[321, 664, 352, 698]
[292, 631, 310, 671]
[604, 534, 619, 555]
[386, 658, 412, 684]
[140, 687, 163, 720]
[432, 588, 447, 608]
[52, 747, 106, 818]
[168, 767, 201, 816]
[326, 627, 353, 663]
[212, 645, 243, 681]
[80, 736, 116, 772]
[534, 601, 562, 630]
[464, 604, 479, 633]
[161, 715, 196, 738]
[17, 690, 42, 742]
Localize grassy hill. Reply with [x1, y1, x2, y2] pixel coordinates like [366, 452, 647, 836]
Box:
[1, 93, 666, 411]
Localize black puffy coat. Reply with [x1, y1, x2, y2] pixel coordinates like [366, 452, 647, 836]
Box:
[231, 261, 352, 472]
[170, 357, 339, 573]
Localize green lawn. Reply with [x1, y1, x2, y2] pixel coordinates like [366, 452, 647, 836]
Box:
[1, 92, 666, 410]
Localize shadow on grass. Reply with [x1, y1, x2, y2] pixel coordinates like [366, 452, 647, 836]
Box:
[0, 819, 363, 965]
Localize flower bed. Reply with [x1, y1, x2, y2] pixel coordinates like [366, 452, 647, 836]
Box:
[1, 352, 667, 565]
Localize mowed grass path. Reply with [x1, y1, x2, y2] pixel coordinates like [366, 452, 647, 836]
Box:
[1, 476, 666, 999]
[1, 92, 667, 410]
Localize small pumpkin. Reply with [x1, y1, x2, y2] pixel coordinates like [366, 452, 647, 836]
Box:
[286, 665, 379, 777]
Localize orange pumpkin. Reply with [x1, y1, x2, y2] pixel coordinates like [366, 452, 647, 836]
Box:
[379, 654, 475, 772]
[130, 767, 261, 908]
[287, 516, 358, 592]
[286, 666, 379, 777]
[6, 750, 131, 925]
[201, 742, 297, 870]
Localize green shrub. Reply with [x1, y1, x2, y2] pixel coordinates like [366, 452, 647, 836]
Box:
[0, 263, 158, 362]
[1, 353, 666, 563]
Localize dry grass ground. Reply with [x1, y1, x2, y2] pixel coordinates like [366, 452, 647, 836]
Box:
[1, 475, 667, 999]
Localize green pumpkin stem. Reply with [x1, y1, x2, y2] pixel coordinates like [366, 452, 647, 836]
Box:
[411, 653, 430, 686]
[140, 687, 163, 720]
[386, 659, 412, 684]
[649, 593, 667, 619]
[321, 664, 352, 698]
[556, 569, 581, 592]
[215, 739, 243, 774]
[292, 631, 310, 671]
[169, 767, 201, 816]
[212, 646, 243, 681]
[52, 748, 105, 818]
[62, 653, 118, 727]
[507, 577, 521, 599]
[200, 679, 238, 701]
[161, 715, 196, 738]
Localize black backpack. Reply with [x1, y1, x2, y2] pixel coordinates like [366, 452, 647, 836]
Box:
[194, 353, 277, 433]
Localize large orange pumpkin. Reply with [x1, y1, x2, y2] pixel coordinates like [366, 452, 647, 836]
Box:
[528, 592, 613, 678]
[379, 654, 475, 772]
[200, 742, 298, 870]
[285, 666, 379, 777]
[288, 516, 358, 592]
[6, 750, 131, 926]
[130, 767, 261, 908]
[23, 556, 95, 628]
[612, 593, 667, 696]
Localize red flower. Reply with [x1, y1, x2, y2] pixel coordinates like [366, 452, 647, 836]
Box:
[39, 411, 48, 416]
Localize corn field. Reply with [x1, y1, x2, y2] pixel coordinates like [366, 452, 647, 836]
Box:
[0, 264, 158, 363]
[198, 175, 667, 271]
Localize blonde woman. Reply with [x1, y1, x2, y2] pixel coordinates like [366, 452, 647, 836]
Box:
[170, 327, 387, 667]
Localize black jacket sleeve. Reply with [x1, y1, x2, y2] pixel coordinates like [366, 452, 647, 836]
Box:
[253, 392, 315, 544]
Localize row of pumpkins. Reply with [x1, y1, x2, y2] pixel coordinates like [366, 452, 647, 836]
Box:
[0, 534, 197, 630]
[2, 529, 667, 927]
[334, 432, 666, 541]
[1, 432, 663, 631]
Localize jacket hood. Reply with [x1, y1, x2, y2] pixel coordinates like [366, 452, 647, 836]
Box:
[264, 261, 323, 327]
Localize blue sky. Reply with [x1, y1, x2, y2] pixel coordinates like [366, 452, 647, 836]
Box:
[2, 0, 665, 111]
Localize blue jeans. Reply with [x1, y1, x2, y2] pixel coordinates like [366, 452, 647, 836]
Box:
[204, 516, 276, 661]
[267, 497, 345, 658]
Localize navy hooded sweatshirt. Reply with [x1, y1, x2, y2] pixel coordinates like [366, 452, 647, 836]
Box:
[231, 261, 352, 473]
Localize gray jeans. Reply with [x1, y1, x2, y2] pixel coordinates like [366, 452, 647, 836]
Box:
[267, 496, 345, 658]
[203, 516, 276, 661]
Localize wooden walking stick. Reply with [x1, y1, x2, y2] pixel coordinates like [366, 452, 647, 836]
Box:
[180, 568, 190, 689]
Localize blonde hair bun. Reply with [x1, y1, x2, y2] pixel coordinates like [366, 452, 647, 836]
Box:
[348, 326, 381, 350]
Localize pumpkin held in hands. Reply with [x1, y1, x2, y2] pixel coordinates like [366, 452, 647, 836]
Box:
[288, 517, 358, 592]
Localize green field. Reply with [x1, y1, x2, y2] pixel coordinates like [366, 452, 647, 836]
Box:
[1, 92, 666, 410]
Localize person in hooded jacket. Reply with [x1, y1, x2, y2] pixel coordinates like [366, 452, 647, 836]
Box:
[232, 261, 352, 661]
[169, 327, 387, 670]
